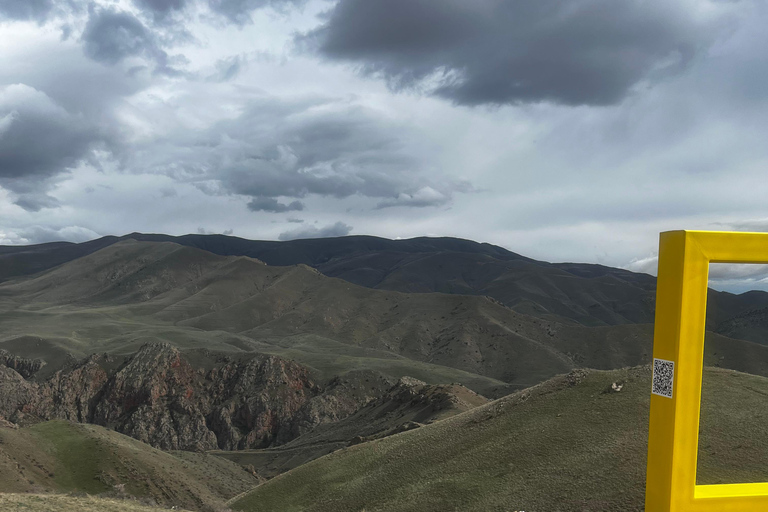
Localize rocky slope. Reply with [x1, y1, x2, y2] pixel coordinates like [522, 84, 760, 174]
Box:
[0, 343, 391, 451]
[0, 350, 46, 379]
[213, 376, 488, 479]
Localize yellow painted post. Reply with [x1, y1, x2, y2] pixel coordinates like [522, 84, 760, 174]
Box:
[645, 230, 768, 512]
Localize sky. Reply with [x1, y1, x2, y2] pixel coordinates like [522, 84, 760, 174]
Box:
[2, 0, 768, 291]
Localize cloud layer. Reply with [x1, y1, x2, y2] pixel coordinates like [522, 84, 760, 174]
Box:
[300, 0, 723, 106]
[278, 221, 352, 240]
[0, 84, 100, 210]
[122, 92, 469, 210]
[0, 0, 55, 22]
[3, 0, 768, 282]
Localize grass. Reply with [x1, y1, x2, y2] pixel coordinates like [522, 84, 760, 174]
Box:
[0, 493, 189, 511]
[230, 365, 768, 512]
[29, 421, 112, 495]
[0, 421, 258, 510]
[246, 333, 517, 397]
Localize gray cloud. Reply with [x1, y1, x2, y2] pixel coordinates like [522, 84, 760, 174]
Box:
[0, 13, 161, 209]
[278, 221, 352, 240]
[81, 6, 181, 74]
[0, 0, 54, 22]
[625, 255, 658, 276]
[16, 225, 101, 244]
[61, 24, 73, 41]
[625, 255, 768, 293]
[196, 227, 234, 235]
[712, 219, 768, 232]
[0, 84, 100, 210]
[207, 0, 307, 25]
[14, 193, 61, 212]
[129, 94, 470, 212]
[376, 186, 452, 209]
[299, 0, 722, 106]
[134, 0, 187, 23]
[211, 55, 243, 82]
[247, 196, 304, 212]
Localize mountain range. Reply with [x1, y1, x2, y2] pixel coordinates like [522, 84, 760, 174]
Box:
[1, 233, 768, 510]
[4, 232, 768, 330]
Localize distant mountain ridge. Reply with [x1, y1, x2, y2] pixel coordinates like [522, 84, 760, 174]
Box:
[3, 232, 768, 334]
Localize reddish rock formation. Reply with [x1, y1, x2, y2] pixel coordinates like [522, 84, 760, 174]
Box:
[0, 344, 390, 451]
[0, 350, 46, 379]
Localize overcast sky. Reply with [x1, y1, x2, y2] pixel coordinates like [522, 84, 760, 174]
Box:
[2, 0, 768, 290]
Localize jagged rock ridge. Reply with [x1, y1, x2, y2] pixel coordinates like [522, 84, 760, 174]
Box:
[2, 343, 391, 451]
[0, 349, 46, 379]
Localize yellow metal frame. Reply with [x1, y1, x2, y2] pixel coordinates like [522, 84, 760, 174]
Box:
[646, 230, 768, 511]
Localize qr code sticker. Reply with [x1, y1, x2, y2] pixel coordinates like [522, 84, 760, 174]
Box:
[652, 358, 674, 398]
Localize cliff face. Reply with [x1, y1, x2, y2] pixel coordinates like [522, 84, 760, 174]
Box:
[0, 350, 46, 379]
[0, 344, 387, 451]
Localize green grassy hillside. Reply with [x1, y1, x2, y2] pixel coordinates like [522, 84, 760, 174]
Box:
[230, 366, 768, 512]
[0, 493, 190, 512]
[0, 420, 258, 510]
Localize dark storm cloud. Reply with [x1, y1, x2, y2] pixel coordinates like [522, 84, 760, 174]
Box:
[0, 84, 99, 210]
[81, 6, 180, 74]
[299, 0, 718, 106]
[0, 0, 54, 22]
[247, 196, 305, 212]
[278, 221, 352, 240]
[207, 0, 308, 25]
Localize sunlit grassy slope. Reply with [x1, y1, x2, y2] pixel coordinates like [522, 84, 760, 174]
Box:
[0, 493, 189, 512]
[0, 420, 257, 510]
[231, 366, 768, 512]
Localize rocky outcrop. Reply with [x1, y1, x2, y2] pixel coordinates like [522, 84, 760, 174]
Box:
[0, 366, 34, 418]
[0, 350, 46, 379]
[275, 376, 489, 452]
[0, 344, 390, 452]
[286, 370, 394, 440]
[213, 374, 491, 479]
[32, 354, 110, 422]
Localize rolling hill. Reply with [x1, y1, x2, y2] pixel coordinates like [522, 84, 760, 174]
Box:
[0, 419, 258, 510]
[0, 494, 189, 512]
[230, 365, 768, 512]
